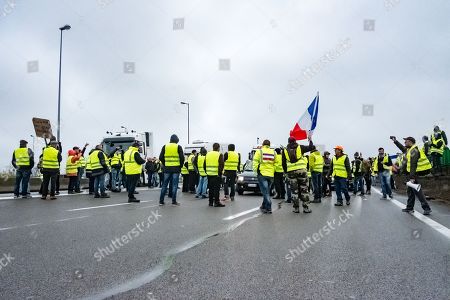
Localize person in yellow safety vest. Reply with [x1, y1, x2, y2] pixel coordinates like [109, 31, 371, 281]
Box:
[123, 141, 146, 202]
[89, 144, 110, 199]
[85, 150, 95, 195]
[110, 146, 124, 192]
[66, 149, 81, 194]
[12, 139, 35, 199]
[429, 126, 447, 176]
[181, 156, 190, 193]
[193, 147, 208, 198]
[282, 136, 315, 213]
[40, 140, 62, 200]
[326, 145, 352, 206]
[309, 146, 324, 203]
[159, 134, 185, 206]
[351, 152, 364, 196]
[223, 144, 241, 201]
[273, 148, 286, 200]
[391, 136, 432, 215]
[187, 150, 197, 193]
[72, 143, 88, 193]
[252, 139, 275, 213]
[373, 147, 393, 199]
[205, 143, 225, 207]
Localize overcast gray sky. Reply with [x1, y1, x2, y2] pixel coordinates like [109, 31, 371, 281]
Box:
[1, 0, 449, 170]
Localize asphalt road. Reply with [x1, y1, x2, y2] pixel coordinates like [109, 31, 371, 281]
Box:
[0, 186, 449, 300]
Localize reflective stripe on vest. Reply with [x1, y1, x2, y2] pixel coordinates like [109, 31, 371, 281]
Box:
[188, 154, 195, 171]
[89, 150, 102, 170]
[406, 145, 432, 173]
[224, 151, 239, 171]
[14, 148, 30, 167]
[123, 147, 142, 175]
[42, 146, 59, 169]
[205, 151, 220, 176]
[66, 155, 78, 174]
[332, 155, 348, 178]
[197, 154, 207, 176]
[257, 147, 275, 177]
[77, 156, 86, 168]
[284, 147, 306, 172]
[164, 143, 180, 167]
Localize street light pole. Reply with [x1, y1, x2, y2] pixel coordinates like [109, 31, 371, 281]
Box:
[180, 101, 190, 144]
[57, 24, 71, 142]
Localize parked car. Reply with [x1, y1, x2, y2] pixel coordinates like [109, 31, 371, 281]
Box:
[236, 160, 274, 195]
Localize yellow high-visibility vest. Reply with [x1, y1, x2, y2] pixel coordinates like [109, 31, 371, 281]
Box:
[310, 151, 324, 173]
[332, 155, 348, 178]
[224, 151, 239, 171]
[253, 146, 275, 177]
[14, 148, 30, 167]
[66, 155, 78, 175]
[42, 146, 59, 170]
[86, 155, 92, 171]
[181, 162, 189, 175]
[430, 132, 445, 155]
[197, 154, 207, 176]
[164, 143, 180, 167]
[110, 152, 122, 166]
[373, 155, 390, 172]
[284, 147, 306, 172]
[187, 154, 195, 171]
[205, 151, 220, 176]
[406, 145, 432, 173]
[89, 150, 102, 170]
[77, 156, 86, 168]
[274, 154, 284, 173]
[123, 146, 142, 175]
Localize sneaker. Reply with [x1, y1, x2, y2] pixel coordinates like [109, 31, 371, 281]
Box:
[214, 203, 225, 207]
[195, 195, 200, 198]
[159, 202, 165, 206]
[346, 200, 350, 205]
[22, 195, 32, 199]
[14, 194, 20, 199]
[380, 196, 387, 200]
[172, 202, 180, 206]
[209, 203, 214, 207]
[68, 191, 75, 194]
[50, 196, 57, 200]
[134, 191, 139, 194]
[388, 194, 393, 199]
[402, 208, 414, 212]
[266, 209, 273, 214]
[423, 209, 431, 215]
[367, 191, 371, 195]
[55, 192, 60, 195]
[128, 198, 140, 203]
[230, 197, 235, 201]
[94, 194, 101, 198]
[41, 196, 47, 200]
[293, 207, 300, 213]
[334, 202, 343, 206]
[303, 208, 312, 213]
[100, 194, 110, 198]
[75, 190, 83, 193]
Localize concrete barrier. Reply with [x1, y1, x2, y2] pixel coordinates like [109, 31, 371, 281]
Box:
[0, 176, 89, 193]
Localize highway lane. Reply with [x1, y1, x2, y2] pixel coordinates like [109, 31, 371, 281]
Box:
[0, 188, 449, 299]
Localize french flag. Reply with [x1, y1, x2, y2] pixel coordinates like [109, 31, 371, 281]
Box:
[289, 93, 319, 141]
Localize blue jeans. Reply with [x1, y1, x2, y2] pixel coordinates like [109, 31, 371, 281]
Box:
[334, 177, 350, 202]
[257, 175, 273, 210]
[311, 172, 322, 200]
[379, 171, 392, 197]
[111, 168, 122, 191]
[160, 172, 180, 203]
[75, 167, 84, 191]
[147, 172, 154, 187]
[94, 174, 106, 195]
[196, 176, 208, 197]
[353, 175, 364, 194]
[14, 169, 31, 196]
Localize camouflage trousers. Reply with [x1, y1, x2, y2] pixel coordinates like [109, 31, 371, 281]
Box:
[286, 169, 310, 209]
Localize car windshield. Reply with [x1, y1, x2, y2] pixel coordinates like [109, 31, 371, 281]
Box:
[243, 160, 253, 171]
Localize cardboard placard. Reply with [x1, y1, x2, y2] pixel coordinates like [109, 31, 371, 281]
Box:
[32, 118, 53, 139]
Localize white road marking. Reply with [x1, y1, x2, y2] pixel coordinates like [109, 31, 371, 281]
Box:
[55, 216, 89, 222]
[223, 207, 261, 221]
[373, 188, 450, 239]
[25, 223, 42, 227]
[0, 226, 18, 231]
[66, 200, 152, 212]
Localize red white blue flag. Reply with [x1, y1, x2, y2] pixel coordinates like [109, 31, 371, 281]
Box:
[289, 93, 319, 141]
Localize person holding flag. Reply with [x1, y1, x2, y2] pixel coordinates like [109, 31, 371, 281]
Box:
[283, 93, 320, 213]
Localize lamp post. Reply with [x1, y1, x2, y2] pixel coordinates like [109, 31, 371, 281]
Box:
[30, 135, 35, 154]
[180, 101, 190, 144]
[57, 24, 71, 142]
